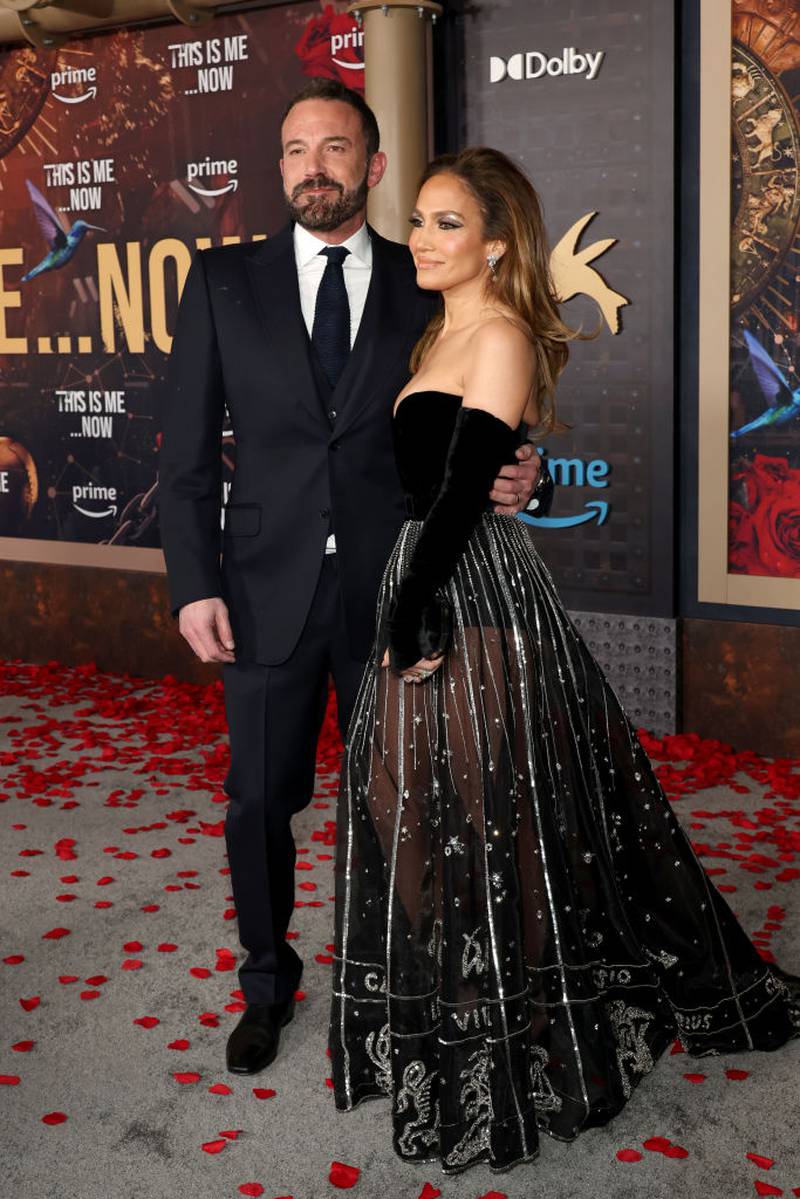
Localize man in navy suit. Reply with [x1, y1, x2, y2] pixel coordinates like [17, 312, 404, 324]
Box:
[158, 79, 550, 1076]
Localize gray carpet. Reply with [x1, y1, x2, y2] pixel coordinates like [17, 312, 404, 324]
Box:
[1, 660, 799, 1199]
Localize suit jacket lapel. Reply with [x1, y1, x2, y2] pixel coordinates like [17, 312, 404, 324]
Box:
[245, 226, 326, 428]
[332, 229, 417, 436]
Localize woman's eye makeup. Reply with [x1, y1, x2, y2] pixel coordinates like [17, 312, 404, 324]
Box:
[407, 215, 463, 229]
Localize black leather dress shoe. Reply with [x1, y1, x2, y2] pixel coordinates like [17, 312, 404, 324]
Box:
[225, 995, 296, 1075]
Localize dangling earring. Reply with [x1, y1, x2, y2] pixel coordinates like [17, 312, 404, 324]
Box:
[487, 253, 498, 280]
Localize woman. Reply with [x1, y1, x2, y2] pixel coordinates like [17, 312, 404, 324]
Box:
[327, 147, 800, 1175]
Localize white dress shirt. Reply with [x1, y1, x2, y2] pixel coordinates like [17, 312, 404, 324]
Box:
[294, 220, 372, 348]
[293, 220, 373, 553]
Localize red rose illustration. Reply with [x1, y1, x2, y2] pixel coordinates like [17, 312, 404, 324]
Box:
[729, 452, 800, 578]
[295, 5, 365, 92]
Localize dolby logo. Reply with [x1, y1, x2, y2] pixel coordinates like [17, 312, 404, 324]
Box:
[490, 47, 605, 84]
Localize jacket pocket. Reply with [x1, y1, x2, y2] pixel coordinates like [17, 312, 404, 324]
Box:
[224, 503, 261, 537]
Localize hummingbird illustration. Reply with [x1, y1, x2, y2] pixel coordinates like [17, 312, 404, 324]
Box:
[20, 179, 105, 283]
[731, 329, 800, 438]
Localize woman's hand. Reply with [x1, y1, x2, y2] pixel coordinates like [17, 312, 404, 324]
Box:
[381, 649, 445, 683]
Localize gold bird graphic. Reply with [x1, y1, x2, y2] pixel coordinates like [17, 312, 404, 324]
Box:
[549, 212, 629, 334]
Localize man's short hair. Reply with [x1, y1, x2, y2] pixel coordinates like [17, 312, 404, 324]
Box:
[281, 79, 380, 158]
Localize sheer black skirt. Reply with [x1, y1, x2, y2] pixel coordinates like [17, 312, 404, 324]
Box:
[328, 514, 800, 1175]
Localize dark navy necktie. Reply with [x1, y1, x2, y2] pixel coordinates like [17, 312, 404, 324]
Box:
[311, 245, 351, 389]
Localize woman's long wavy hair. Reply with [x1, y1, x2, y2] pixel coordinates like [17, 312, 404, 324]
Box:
[409, 147, 584, 435]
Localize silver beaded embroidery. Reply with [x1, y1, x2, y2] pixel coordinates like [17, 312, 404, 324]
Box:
[396, 1059, 440, 1155]
[442, 1045, 493, 1169]
[606, 999, 655, 1098]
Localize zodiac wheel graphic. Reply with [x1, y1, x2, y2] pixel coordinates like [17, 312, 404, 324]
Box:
[0, 48, 54, 162]
[731, 41, 800, 320]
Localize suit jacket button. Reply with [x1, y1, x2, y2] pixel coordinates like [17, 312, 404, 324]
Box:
[330, 439, 340, 451]
[320, 508, 330, 519]
[329, 409, 337, 421]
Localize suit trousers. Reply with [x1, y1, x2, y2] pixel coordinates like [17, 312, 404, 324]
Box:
[222, 553, 369, 1005]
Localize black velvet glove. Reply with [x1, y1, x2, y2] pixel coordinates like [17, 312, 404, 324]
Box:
[388, 406, 518, 673]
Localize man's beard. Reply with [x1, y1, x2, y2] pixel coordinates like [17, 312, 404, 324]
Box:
[285, 170, 368, 232]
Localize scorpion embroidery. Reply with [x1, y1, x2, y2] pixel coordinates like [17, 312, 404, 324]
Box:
[442, 1045, 493, 1168]
[396, 1060, 440, 1156]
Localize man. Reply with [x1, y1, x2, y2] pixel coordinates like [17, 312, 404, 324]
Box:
[158, 79, 551, 1077]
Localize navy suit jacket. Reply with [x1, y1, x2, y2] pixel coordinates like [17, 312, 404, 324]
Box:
[158, 224, 438, 665]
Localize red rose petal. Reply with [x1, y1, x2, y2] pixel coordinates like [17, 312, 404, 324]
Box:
[4, 954, 25, 964]
[12, 1041, 35, 1052]
[42, 927, 71, 940]
[168, 1039, 190, 1050]
[748, 1155, 775, 1171]
[683, 1073, 706, 1083]
[133, 1016, 159, 1029]
[726, 1069, 750, 1080]
[643, 1137, 673, 1153]
[252, 1088, 276, 1099]
[201, 1139, 226, 1154]
[0, 1075, 21, 1085]
[189, 967, 212, 979]
[42, 1111, 68, 1125]
[418, 1186, 442, 1199]
[329, 1161, 361, 1189]
[219, 1129, 241, 1140]
[208, 1083, 232, 1095]
[173, 1072, 201, 1084]
[239, 1187, 265, 1198]
[754, 1183, 783, 1197]
[19, 996, 40, 1011]
[663, 1145, 689, 1159]
[478, 1193, 509, 1199]
[616, 1149, 643, 1162]
[123, 941, 143, 952]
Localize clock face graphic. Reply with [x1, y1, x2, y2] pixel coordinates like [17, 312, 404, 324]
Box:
[0, 48, 54, 163]
[731, 41, 800, 321]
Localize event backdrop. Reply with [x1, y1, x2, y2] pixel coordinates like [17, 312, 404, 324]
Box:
[696, 0, 800, 613]
[728, 11, 800, 582]
[0, 0, 363, 548]
[461, 0, 675, 620]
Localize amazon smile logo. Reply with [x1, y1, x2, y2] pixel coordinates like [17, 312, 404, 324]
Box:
[72, 483, 117, 520]
[519, 453, 612, 530]
[186, 156, 239, 198]
[331, 28, 364, 70]
[51, 66, 98, 105]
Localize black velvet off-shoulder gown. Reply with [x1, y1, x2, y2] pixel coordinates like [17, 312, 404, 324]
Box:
[327, 391, 800, 1176]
